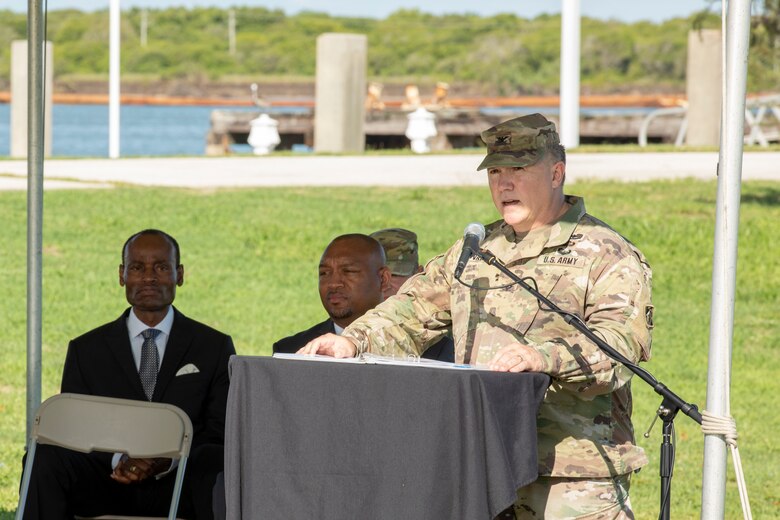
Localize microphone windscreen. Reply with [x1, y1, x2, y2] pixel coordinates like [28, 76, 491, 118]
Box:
[463, 222, 486, 242]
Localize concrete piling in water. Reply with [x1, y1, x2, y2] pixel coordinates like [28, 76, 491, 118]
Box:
[686, 29, 722, 147]
[11, 40, 53, 158]
[314, 33, 367, 154]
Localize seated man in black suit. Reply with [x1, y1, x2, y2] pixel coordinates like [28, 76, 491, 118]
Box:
[370, 228, 455, 362]
[21, 229, 235, 520]
[273, 233, 391, 353]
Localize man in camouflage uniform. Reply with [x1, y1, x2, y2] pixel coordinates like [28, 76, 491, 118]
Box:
[369, 228, 423, 299]
[300, 113, 654, 519]
[370, 228, 455, 362]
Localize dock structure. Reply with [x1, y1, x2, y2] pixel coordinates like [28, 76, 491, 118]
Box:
[205, 107, 683, 155]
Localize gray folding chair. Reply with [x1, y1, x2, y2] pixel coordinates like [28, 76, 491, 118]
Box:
[16, 393, 193, 520]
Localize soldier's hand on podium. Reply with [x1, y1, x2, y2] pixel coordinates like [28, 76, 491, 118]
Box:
[298, 333, 358, 358]
[488, 343, 545, 373]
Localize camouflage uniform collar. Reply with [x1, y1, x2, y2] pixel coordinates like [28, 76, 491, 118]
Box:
[489, 195, 585, 262]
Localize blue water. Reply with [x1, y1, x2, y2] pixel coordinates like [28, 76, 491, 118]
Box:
[0, 104, 9, 156]
[0, 103, 307, 157]
[0, 103, 658, 157]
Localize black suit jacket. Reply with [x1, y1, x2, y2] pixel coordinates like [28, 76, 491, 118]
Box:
[421, 336, 455, 363]
[272, 319, 335, 354]
[272, 318, 454, 362]
[61, 307, 236, 451]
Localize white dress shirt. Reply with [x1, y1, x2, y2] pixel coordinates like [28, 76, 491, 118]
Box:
[126, 306, 174, 370]
[111, 306, 175, 472]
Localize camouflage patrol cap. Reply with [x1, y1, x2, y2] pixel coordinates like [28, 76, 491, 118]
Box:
[477, 113, 559, 171]
[369, 228, 419, 276]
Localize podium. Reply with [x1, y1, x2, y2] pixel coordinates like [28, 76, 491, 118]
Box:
[224, 356, 549, 520]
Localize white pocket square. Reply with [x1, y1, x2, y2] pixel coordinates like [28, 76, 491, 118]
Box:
[175, 363, 200, 376]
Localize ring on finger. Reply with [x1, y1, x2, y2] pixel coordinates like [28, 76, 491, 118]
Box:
[129, 465, 137, 473]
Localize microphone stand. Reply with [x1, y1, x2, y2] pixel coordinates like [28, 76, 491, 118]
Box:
[466, 248, 702, 520]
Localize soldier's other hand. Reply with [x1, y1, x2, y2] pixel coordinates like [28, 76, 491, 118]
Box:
[488, 343, 544, 373]
[298, 333, 358, 358]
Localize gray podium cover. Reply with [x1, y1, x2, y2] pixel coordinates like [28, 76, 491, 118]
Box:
[225, 355, 549, 520]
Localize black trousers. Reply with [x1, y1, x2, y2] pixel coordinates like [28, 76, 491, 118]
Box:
[21, 443, 223, 520]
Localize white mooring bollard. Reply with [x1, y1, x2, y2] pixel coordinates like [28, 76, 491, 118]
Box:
[247, 114, 281, 155]
[405, 107, 437, 154]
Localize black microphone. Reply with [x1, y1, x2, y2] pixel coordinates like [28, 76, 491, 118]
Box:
[454, 223, 486, 279]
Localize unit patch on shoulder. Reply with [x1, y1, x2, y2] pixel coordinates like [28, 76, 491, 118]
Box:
[645, 305, 655, 329]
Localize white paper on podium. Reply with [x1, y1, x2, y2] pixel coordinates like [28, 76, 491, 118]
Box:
[272, 352, 489, 370]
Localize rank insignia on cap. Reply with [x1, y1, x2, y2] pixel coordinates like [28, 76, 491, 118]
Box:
[476, 113, 559, 171]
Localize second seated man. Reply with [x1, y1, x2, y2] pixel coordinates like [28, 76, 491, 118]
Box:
[273, 233, 451, 361]
[273, 234, 389, 353]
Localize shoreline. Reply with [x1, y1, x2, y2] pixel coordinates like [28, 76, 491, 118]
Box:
[0, 91, 686, 108]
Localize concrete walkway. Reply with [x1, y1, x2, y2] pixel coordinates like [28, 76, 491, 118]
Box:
[0, 175, 111, 190]
[0, 152, 777, 190]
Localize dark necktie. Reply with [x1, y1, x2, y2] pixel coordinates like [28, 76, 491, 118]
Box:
[140, 328, 161, 400]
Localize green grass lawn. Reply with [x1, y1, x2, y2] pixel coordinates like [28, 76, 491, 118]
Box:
[1, 180, 778, 518]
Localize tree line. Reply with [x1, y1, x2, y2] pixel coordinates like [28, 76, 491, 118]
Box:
[0, 6, 778, 95]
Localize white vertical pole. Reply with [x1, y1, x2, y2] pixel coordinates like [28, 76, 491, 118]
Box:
[560, 0, 580, 148]
[109, 0, 121, 159]
[700, 1, 752, 518]
[140, 8, 148, 47]
[229, 9, 236, 56]
[26, 0, 44, 447]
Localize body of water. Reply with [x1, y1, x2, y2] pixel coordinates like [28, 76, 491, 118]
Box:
[0, 103, 659, 158]
[0, 103, 278, 157]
